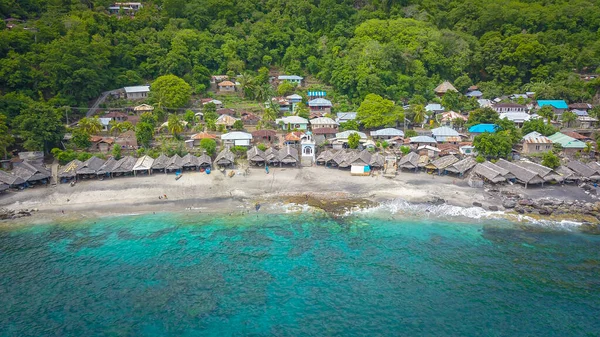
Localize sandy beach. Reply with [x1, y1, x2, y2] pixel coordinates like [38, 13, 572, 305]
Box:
[0, 165, 596, 225]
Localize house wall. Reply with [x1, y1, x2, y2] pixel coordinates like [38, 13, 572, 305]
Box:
[309, 106, 331, 113]
[522, 143, 553, 154]
[311, 123, 337, 129]
[563, 148, 583, 156]
[126, 91, 148, 100]
[219, 85, 235, 92]
[282, 123, 307, 131]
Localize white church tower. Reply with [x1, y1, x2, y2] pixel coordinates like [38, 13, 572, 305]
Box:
[300, 131, 316, 167]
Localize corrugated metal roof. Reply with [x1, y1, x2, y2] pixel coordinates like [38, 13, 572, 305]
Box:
[547, 132, 586, 148]
[124, 85, 149, 93]
[537, 100, 568, 109]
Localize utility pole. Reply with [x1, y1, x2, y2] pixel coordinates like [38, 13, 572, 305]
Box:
[64, 106, 69, 125]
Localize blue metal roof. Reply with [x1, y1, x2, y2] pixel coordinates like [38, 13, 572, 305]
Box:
[537, 100, 568, 109]
[307, 91, 326, 97]
[469, 124, 498, 133]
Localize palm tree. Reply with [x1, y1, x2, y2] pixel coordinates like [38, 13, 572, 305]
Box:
[167, 114, 184, 138]
[412, 104, 426, 126]
[109, 120, 120, 135]
[561, 111, 577, 128]
[78, 117, 103, 134]
[537, 106, 555, 124]
[238, 73, 256, 99]
[584, 141, 593, 154]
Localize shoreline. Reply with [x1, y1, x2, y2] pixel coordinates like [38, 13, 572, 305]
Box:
[1, 166, 599, 228]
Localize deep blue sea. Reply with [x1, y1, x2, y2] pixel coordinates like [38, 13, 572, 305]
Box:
[1, 211, 599, 336]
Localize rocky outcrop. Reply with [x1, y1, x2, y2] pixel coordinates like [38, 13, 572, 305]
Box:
[0, 208, 37, 220]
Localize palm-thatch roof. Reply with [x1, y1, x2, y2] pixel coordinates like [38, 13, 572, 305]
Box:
[430, 155, 459, 170]
[587, 162, 600, 175]
[197, 153, 212, 166]
[434, 81, 458, 94]
[264, 148, 280, 164]
[151, 154, 170, 170]
[97, 157, 118, 175]
[567, 160, 596, 178]
[133, 155, 155, 171]
[495, 159, 545, 186]
[0, 170, 26, 186]
[445, 157, 476, 175]
[165, 154, 183, 170]
[351, 150, 372, 166]
[112, 156, 137, 173]
[279, 145, 299, 164]
[76, 156, 105, 175]
[181, 153, 199, 168]
[316, 150, 334, 164]
[215, 149, 235, 166]
[247, 146, 266, 163]
[369, 153, 385, 168]
[472, 161, 508, 183]
[555, 165, 576, 181]
[335, 150, 356, 168]
[398, 152, 419, 169]
[515, 160, 563, 182]
[13, 162, 52, 182]
[0, 183, 8, 192]
[58, 160, 82, 178]
[417, 155, 429, 168]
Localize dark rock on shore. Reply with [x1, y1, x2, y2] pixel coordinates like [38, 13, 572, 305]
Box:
[503, 200, 517, 209]
[472, 202, 483, 207]
[0, 208, 37, 220]
[488, 205, 499, 211]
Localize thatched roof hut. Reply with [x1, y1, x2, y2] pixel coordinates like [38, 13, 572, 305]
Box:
[351, 150, 372, 166]
[247, 146, 266, 164]
[0, 183, 8, 192]
[587, 162, 600, 175]
[398, 152, 419, 170]
[316, 150, 334, 165]
[13, 162, 52, 183]
[97, 157, 118, 176]
[472, 161, 508, 183]
[0, 170, 26, 186]
[495, 159, 545, 187]
[369, 153, 385, 168]
[151, 154, 170, 171]
[264, 147, 280, 164]
[430, 155, 459, 171]
[417, 155, 429, 168]
[515, 161, 563, 183]
[446, 157, 476, 176]
[214, 149, 235, 167]
[336, 150, 356, 168]
[197, 153, 212, 167]
[567, 160, 597, 179]
[165, 154, 183, 171]
[555, 165, 576, 181]
[112, 156, 137, 174]
[181, 153, 199, 169]
[76, 156, 105, 175]
[279, 145, 299, 165]
[58, 160, 82, 179]
[133, 155, 155, 174]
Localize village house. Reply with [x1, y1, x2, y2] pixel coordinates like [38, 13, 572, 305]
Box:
[308, 98, 333, 114]
[241, 111, 260, 125]
[431, 126, 461, 143]
[189, 132, 216, 147]
[477, 99, 493, 108]
[499, 112, 537, 128]
[267, 97, 291, 112]
[307, 91, 327, 99]
[217, 81, 236, 92]
[217, 108, 236, 116]
[312, 128, 338, 144]
[440, 111, 467, 126]
[278, 75, 303, 86]
[468, 123, 497, 137]
[105, 111, 129, 122]
[493, 102, 527, 113]
[221, 131, 252, 147]
[124, 85, 149, 100]
[286, 94, 302, 104]
[336, 112, 357, 124]
[90, 136, 115, 152]
[370, 128, 404, 140]
[99, 117, 112, 132]
[568, 103, 594, 112]
[548, 132, 586, 156]
[310, 117, 338, 130]
[425, 103, 445, 115]
[108, 2, 143, 15]
[521, 132, 553, 155]
[216, 115, 239, 130]
[201, 98, 223, 109]
[577, 116, 599, 129]
[434, 81, 458, 97]
[537, 100, 568, 118]
[251, 130, 277, 143]
[276, 116, 309, 131]
[409, 135, 437, 147]
[465, 90, 483, 99]
[333, 131, 368, 149]
[210, 75, 228, 84]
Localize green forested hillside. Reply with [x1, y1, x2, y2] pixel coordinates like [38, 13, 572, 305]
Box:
[1, 0, 600, 153]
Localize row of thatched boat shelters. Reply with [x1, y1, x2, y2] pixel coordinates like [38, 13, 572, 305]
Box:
[58, 153, 215, 183]
[0, 161, 51, 189]
[246, 146, 300, 167]
[316, 149, 385, 169]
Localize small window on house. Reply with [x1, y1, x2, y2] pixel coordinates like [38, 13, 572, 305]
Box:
[535, 145, 540, 150]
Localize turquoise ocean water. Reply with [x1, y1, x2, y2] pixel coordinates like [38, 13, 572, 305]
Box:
[1, 211, 599, 336]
